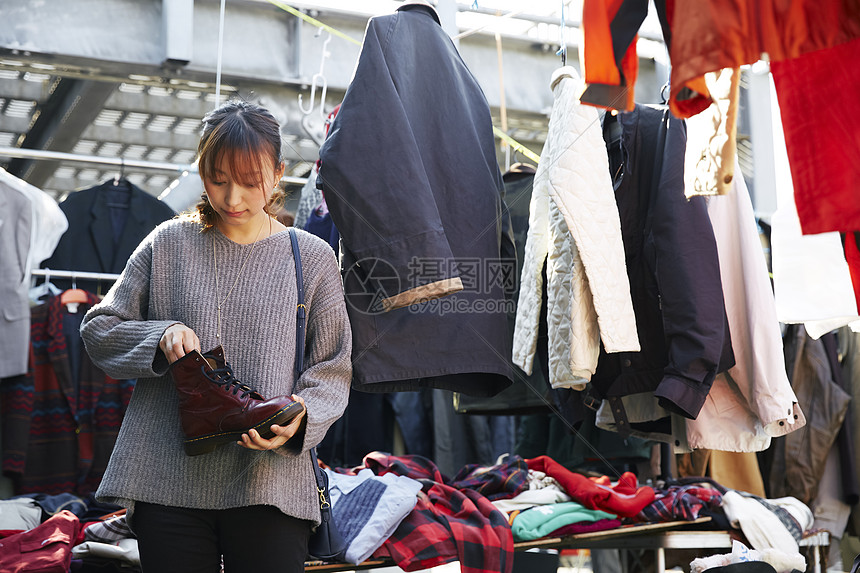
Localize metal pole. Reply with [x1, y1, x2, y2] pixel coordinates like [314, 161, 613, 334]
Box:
[452, 1, 663, 41]
[0, 146, 195, 173]
[31, 269, 122, 281]
[0, 145, 310, 190]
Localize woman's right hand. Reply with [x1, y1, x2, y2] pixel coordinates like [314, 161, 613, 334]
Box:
[159, 323, 201, 364]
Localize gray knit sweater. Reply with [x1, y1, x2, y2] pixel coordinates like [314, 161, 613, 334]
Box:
[80, 219, 352, 524]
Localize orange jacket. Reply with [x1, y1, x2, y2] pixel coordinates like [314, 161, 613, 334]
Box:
[581, 0, 860, 118]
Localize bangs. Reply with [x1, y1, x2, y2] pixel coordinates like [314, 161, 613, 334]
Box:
[198, 117, 274, 188]
[215, 147, 268, 188]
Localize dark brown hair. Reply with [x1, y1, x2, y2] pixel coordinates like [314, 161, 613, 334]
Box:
[190, 100, 285, 230]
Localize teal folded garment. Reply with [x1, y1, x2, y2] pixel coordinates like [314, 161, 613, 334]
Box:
[511, 502, 617, 541]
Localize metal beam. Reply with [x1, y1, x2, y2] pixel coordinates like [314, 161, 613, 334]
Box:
[0, 0, 672, 200]
[0, 115, 31, 135]
[7, 77, 79, 176]
[7, 79, 116, 186]
[0, 0, 665, 117]
[0, 75, 52, 102]
[163, 0, 194, 66]
[80, 124, 200, 152]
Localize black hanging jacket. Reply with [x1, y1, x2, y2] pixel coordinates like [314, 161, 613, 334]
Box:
[590, 105, 734, 429]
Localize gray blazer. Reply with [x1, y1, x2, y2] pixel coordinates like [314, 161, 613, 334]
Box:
[0, 180, 34, 378]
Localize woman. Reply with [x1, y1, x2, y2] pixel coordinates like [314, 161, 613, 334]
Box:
[80, 100, 352, 572]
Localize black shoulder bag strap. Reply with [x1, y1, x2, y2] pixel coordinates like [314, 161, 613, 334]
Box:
[290, 227, 307, 378]
[288, 228, 342, 559]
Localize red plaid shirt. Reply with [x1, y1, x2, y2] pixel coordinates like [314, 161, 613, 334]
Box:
[450, 455, 530, 501]
[351, 452, 514, 573]
[635, 483, 723, 522]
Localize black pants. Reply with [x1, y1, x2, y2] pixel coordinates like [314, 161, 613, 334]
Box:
[132, 502, 312, 573]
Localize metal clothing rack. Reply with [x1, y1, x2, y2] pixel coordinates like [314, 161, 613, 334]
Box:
[0, 146, 310, 185]
[0, 146, 194, 174]
[31, 269, 122, 282]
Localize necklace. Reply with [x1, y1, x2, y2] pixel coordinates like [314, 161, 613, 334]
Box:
[213, 219, 266, 350]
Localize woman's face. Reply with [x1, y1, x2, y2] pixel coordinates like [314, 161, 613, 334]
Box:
[202, 150, 282, 234]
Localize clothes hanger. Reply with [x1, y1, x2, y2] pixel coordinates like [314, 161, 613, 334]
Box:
[29, 267, 61, 304]
[112, 157, 127, 188]
[556, 1, 567, 67]
[299, 30, 332, 147]
[507, 161, 536, 175]
[298, 29, 331, 120]
[60, 273, 89, 312]
[105, 158, 133, 208]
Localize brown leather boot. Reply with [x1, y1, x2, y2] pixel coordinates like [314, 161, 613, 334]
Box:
[169, 346, 304, 456]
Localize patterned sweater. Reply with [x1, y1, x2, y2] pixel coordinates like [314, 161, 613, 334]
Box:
[80, 219, 352, 523]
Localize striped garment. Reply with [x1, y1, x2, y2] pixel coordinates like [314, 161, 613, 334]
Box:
[1, 294, 133, 495]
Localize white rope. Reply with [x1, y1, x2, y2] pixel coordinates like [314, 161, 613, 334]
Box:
[214, 0, 227, 106]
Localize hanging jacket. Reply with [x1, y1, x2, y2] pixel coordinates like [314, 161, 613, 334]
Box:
[771, 37, 860, 236]
[769, 88, 860, 336]
[668, 0, 860, 118]
[516, 184, 582, 391]
[768, 326, 851, 506]
[0, 179, 35, 381]
[513, 67, 639, 390]
[303, 196, 340, 253]
[453, 166, 554, 416]
[317, 2, 514, 396]
[0, 169, 67, 379]
[580, 0, 860, 118]
[42, 179, 175, 292]
[294, 165, 323, 231]
[590, 105, 734, 440]
[839, 328, 860, 536]
[686, 164, 805, 452]
[0, 294, 134, 495]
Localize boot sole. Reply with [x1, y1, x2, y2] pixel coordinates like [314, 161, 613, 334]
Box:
[183, 401, 305, 456]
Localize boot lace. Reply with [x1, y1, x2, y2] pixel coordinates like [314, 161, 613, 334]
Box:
[201, 362, 257, 399]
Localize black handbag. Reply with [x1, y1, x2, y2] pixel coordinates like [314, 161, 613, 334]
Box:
[289, 228, 347, 562]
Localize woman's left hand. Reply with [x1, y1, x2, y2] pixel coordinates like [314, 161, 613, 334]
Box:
[237, 395, 306, 451]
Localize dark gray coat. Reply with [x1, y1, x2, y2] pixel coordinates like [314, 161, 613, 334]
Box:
[318, 3, 514, 397]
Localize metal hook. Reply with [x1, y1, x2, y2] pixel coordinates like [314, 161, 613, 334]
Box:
[114, 157, 125, 186]
[298, 30, 332, 119]
[556, 1, 567, 66]
[71, 272, 77, 291]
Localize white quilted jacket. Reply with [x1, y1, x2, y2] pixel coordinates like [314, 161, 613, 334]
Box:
[513, 67, 640, 389]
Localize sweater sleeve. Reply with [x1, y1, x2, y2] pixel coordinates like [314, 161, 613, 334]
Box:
[282, 238, 353, 455]
[80, 232, 179, 380]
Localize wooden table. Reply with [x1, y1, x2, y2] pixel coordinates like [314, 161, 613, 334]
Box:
[306, 519, 830, 572]
[512, 519, 830, 573]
